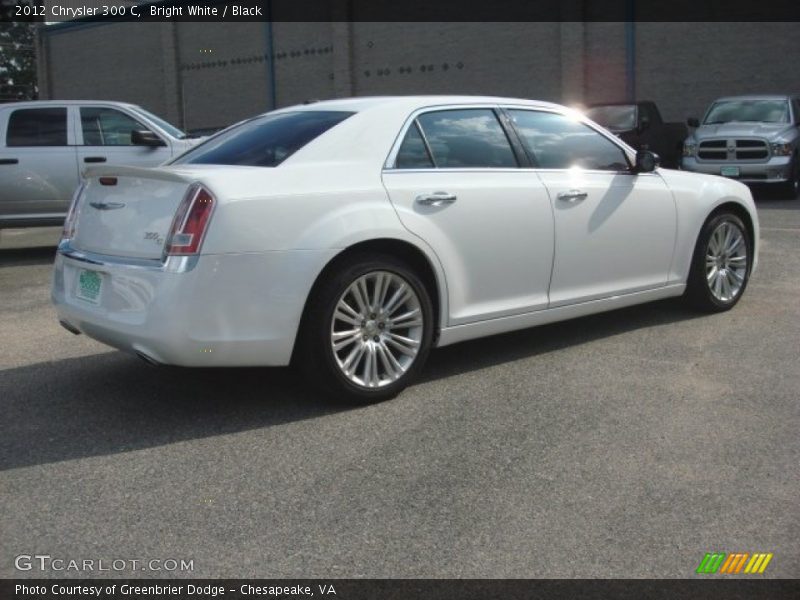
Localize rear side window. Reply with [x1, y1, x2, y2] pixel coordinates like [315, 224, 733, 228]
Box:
[509, 109, 630, 171]
[395, 122, 434, 169]
[6, 108, 68, 147]
[413, 109, 517, 168]
[174, 111, 353, 167]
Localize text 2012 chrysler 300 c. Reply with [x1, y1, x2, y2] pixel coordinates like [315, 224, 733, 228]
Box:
[52, 96, 759, 403]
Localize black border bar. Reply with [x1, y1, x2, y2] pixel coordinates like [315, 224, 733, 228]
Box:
[8, 0, 800, 24]
[3, 579, 800, 600]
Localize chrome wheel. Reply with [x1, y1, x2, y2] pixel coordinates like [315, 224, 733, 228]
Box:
[330, 271, 424, 389]
[705, 220, 748, 303]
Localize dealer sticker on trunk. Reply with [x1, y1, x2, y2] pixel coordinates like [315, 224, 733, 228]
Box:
[76, 269, 103, 305]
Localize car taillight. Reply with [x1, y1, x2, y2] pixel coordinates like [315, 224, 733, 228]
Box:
[61, 182, 86, 241]
[165, 184, 215, 256]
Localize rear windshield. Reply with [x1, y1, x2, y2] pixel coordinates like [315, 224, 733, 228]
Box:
[173, 110, 354, 167]
[585, 105, 636, 131]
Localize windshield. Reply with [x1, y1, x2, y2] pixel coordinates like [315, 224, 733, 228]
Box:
[134, 107, 189, 139]
[704, 99, 790, 124]
[172, 111, 354, 167]
[585, 105, 636, 131]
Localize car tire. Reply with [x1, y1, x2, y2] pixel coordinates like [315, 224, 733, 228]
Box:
[295, 253, 434, 404]
[777, 158, 799, 199]
[684, 211, 752, 312]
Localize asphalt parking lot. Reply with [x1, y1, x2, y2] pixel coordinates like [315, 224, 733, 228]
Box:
[1, 192, 798, 579]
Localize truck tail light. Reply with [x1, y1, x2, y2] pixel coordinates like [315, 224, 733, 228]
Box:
[165, 184, 215, 256]
[61, 182, 86, 241]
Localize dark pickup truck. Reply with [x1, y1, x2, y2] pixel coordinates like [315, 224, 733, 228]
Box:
[585, 101, 687, 169]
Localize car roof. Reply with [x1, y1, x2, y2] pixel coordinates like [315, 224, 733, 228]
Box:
[586, 101, 650, 107]
[272, 95, 568, 114]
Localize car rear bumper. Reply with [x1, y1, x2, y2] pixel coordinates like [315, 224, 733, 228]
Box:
[681, 155, 793, 183]
[52, 243, 336, 367]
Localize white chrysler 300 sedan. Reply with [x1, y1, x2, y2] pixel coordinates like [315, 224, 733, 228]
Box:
[53, 96, 759, 403]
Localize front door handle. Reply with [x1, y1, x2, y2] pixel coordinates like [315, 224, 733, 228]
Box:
[84, 156, 107, 163]
[416, 192, 457, 206]
[0, 158, 19, 165]
[557, 190, 588, 202]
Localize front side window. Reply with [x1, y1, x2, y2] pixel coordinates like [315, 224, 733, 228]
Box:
[704, 100, 790, 125]
[174, 111, 354, 167]
[508, 109, 630, 171]
[81, 107, 149, 146]
[413, 109, 517, 168]
[6, 108, 68, 147]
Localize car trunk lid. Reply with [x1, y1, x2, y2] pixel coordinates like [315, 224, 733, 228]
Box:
[71, 166, 201, 260]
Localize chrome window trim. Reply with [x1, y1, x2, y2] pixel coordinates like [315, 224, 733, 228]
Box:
[384, 103, 638, 172]
[381, 167, 659, 178]
[414, 120, 438, 168]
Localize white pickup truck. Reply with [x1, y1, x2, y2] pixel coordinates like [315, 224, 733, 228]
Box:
[0, 100, 203, 228]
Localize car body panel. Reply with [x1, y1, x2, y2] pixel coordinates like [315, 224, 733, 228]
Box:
[536, 169, 677, 306]
[52, 248, 336, 366]
[383, 169, 554, 325]
[657, 169, 759, 282]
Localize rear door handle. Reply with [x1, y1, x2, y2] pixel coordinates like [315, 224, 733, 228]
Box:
[0, 158, 19, 165]
[416, 192, 457, 206]
[84, 156, 107, 163]
[557, 190, 588, 202]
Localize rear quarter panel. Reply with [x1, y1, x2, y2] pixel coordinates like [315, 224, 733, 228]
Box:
[193, 161, 450, 329]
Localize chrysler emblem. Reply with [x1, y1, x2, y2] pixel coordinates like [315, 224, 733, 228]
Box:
[89, 201, 125, 210]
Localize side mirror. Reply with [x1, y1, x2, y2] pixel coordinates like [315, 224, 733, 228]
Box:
[634, 150, 659, 173]
[131, 130, 166, 147]
[639, 116, 651, 132]
[687, 117, 700, 128]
